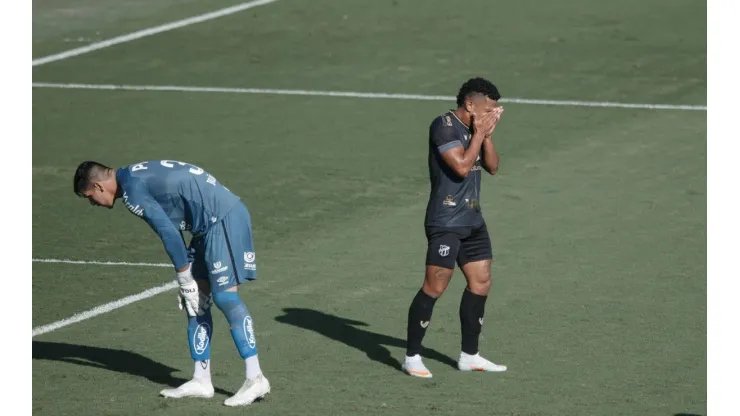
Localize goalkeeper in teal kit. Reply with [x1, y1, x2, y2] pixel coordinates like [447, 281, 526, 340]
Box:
[73, 159, 269, 407]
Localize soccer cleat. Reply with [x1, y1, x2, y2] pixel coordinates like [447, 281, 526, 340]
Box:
[160, 378, 214, 399]
[223, 374, 271, 407]
[402, 354, 433, 378]
[457, 352, 507, 372]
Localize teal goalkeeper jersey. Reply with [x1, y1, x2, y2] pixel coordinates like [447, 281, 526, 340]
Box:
[115, 160, 241, 270]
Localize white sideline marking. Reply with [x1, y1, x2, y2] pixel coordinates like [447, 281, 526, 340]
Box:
[32, 257, 170, 267]
[31, 0, 280, 67]
[32, 257, 176, 337]
[31, 82, 707, 111]
[32, 281, 178, 337]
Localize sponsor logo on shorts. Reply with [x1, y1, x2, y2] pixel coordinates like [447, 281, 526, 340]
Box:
[211, 261, 228, 274]
[439, 245, 450, 257]
[193, 323, 210, 355]
[244, 316, 256, 349]
[216, 275, 230, 286]
[244, 252, 256, 270]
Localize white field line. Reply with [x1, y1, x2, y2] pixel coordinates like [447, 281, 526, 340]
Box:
[31, 82, 707, 111]
[31, 0, 280, 67]
[32, 258, 176, 337]
[32, 257, 170, 267]
[32, 282, 178, 337]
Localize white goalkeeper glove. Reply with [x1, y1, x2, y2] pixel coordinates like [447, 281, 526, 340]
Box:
[176, 265, 203, 317]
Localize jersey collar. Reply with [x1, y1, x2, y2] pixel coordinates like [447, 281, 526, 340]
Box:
[448, 110, 470, 129]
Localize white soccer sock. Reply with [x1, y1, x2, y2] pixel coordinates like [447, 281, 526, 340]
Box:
[245, 355, 262, 380]
[194, 359, 211, 381]
[405, 354, 422, 362]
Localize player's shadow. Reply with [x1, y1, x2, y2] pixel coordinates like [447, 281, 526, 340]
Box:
[32, 341, 234, 396]
[275, 307, 458, 372]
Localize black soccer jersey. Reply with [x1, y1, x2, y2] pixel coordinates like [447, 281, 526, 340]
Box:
[424, 111, 485, 227]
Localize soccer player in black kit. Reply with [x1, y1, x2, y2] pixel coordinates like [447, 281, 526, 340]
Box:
[403, 78, 507, 378]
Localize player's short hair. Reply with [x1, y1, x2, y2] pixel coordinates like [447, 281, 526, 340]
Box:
[456, 77, 501, 107]
[73, 161, 112, 196]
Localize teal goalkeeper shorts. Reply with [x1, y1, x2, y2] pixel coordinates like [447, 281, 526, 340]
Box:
[188, 201, 257, 292]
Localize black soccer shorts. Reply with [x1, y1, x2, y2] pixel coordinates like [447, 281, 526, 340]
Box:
[424, 222, 493, 269]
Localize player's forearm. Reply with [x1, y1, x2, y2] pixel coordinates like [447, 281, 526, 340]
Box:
[455, 133, 486, 176]
[155, 228, 191, 271]
[163, 242, 190, 271]
[482, 137, 499, 175]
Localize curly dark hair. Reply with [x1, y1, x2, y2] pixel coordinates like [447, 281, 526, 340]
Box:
[456, 77, 501, 107]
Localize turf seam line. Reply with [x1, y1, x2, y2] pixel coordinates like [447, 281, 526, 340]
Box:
[32, 0, 280, 66]
[31, 82, 707, 111]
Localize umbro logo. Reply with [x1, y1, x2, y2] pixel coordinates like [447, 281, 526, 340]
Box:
[420, 321, 430, 328]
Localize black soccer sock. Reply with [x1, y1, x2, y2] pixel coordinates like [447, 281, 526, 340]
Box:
[406, 289, 438, 357]
[460, 289, 488, 355]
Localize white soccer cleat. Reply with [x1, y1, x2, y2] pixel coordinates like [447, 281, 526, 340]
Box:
[159, 378, 215, 399]
[457, 352, 507, 372]
[223, 374, 270, 407]
[402, 354, 433, 378]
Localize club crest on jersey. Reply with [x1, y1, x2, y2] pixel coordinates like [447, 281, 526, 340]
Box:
[443, 195, 457, 207]
[439, 245, 450, 257]
[193, 323, 210, 355]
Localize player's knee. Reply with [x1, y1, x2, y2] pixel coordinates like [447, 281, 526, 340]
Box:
[423, 268, 453, 298]
[212, 290, 242, 313]
[422, 281, 446, 298]
[468, 276, 491, 296]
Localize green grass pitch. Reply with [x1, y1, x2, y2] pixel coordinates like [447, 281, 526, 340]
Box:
[33, 1, 706, 415]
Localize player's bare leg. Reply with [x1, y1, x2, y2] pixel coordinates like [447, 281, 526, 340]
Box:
[457, 260, 506, 372]
[403, 266, 454, 378]
[160, 279, 216, 399]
